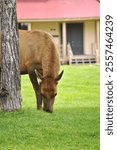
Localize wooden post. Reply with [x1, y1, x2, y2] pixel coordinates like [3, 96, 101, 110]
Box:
[62, 22, 67, 59]
[0, 0, 22, 111]
[95, 20, 100, 64]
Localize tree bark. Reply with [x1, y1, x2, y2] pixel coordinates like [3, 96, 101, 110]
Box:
[0, 0, 22, 111]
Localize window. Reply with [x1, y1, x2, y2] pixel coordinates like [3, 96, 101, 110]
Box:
[18, 23, 28, 30]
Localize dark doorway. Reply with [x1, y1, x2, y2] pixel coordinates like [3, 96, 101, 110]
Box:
[67, 23, 83, 55]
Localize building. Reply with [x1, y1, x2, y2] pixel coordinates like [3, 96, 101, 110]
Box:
[17, 0, 100, 64]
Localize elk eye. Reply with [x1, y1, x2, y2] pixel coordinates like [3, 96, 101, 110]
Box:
[50, 93, 57, 99]
[54, 93, 57, 97]
[53, 93, 57, 97]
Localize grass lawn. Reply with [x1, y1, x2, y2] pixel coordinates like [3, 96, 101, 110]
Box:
[0, 65, 100, 150]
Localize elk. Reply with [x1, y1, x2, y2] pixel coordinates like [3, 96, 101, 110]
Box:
[19, 30, 63, 113]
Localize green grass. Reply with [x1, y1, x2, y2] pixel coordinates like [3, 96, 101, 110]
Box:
[0, 65, 100, 150]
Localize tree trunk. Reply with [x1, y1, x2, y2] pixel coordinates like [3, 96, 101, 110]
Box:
[0, 0, 22, 111]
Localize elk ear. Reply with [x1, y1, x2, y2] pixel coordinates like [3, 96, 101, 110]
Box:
[55, 70, 64, 81]
[35, 70, 44, 80]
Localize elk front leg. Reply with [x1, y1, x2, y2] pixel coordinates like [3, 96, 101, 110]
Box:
[28, 71, 42, 110]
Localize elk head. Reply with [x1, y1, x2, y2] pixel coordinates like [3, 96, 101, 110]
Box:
[37, 71, 64, 113]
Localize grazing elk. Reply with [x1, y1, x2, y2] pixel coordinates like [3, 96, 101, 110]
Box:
[19, 30, 63, 113]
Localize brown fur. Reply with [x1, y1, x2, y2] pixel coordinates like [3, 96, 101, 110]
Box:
[19, 30, 63, 113]
[19, 30, 60, 77]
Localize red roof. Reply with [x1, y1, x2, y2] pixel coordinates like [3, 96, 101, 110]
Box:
[17, 0, 100, 20]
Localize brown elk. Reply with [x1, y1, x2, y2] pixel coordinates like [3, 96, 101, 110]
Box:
[19, 30, 63, 113]
[0, 30, 63, 112]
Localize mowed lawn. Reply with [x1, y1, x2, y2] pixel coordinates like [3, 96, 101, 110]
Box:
[0, 65, 100, 150]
